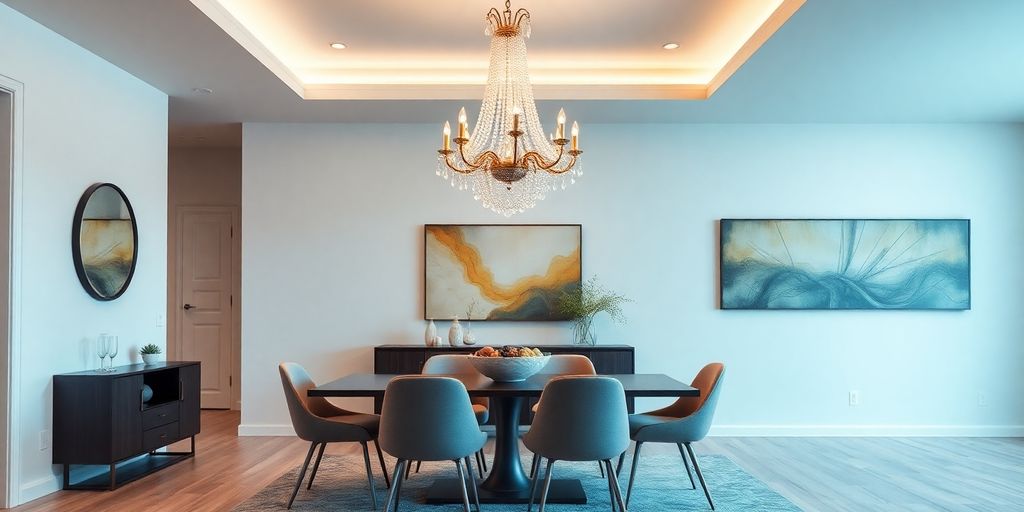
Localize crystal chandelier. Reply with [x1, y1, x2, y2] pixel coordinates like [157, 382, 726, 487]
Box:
[436, 1, 583, 217]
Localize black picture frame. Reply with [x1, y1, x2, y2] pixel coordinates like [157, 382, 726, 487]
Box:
[72, 183, 139, 301]
[424, 224, 583, 321]
[719, 218, 971, 311]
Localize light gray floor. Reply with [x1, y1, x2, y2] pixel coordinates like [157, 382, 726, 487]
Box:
[657, 437, 1024, 511]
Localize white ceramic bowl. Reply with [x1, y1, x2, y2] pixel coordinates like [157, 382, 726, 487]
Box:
[467, 354, 551, 382]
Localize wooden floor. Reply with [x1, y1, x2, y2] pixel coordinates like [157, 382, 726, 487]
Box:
[11, 411, 1024, 511]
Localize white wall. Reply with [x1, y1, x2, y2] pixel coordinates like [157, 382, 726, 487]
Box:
[242, 122, 1024, 437]
[0, 4, 168, 504]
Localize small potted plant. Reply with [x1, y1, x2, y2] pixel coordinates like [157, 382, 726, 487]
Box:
[557, 276, 631, 345]
[140, 344, 162, 365]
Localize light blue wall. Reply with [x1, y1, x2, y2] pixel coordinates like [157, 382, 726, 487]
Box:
[1, 3, 168, 504]
[241, 122, 1024, 436]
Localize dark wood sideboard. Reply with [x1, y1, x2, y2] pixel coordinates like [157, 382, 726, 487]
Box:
[53, 361, 201, 490]
[373, 344, 635, 424]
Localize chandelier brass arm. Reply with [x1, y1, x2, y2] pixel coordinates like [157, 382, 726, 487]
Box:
[438, 129, 582, 181]
[437, 143, 501, 175]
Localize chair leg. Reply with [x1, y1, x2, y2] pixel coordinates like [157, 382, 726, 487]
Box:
[684, 443, 715, 510]
[607, 459, 628, 512]
[616, 450, 626, 476]
[415, 460, 422, 474]
[603, 460, 617, 512]
[306, 442, 327, 490]
[676, 443, 696, 489]
[454, 459, 472, 512]
[358, 442, 378, 509]
[599, 460, 606, 478]
[538, 459, 556, 512]
[383, 459, 406, 512]
[374, 440, 391, 488]
[394, 464, 406, 512]
[527, 454, 542, 512]
[479, 448, 488, 473]
[625, 441, 643, 509]
[286, 442, 318, 509]
[405, 460, 413, 480]
[464, 456, 481, 512]
[475, 451, 483, 476]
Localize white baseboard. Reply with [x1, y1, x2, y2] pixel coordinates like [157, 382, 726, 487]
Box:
[709, 424, 1024, 437]
[19, 475, 59, 505]
[237, 424, 296, 436]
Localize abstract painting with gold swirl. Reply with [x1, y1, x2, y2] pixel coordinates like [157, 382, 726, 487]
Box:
[425, 225, 582, 320]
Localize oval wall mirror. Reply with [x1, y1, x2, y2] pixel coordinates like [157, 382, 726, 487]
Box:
[72, 183, 138, 300]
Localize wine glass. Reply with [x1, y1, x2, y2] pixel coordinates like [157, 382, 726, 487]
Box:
[107, 336, 119, 371]
[96, 334, 110, 372]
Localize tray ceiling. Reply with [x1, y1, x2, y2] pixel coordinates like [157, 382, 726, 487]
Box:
[189, 0, 804, 100]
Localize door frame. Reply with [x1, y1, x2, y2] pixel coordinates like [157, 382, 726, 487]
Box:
[170, 205, 240, 410]
[1, 74, 26, 508]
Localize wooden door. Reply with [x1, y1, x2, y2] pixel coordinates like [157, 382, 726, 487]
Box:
[177, 209, 233, 409]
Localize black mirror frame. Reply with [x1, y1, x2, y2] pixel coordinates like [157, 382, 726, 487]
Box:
[71, 182, 139, 301]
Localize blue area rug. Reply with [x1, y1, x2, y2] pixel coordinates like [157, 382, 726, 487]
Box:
[233, 452, 800, 511]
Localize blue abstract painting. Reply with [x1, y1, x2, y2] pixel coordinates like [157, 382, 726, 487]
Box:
[720, 219, 970, 310]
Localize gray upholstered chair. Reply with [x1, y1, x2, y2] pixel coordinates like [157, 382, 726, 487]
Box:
[279, 362, 390, 510]
[527, 354, 598, 478]
[620, 363, 725, 510]
[523, 376, 630, 512]
[379, 376, 487, 512]
[417, 354, 490, 475]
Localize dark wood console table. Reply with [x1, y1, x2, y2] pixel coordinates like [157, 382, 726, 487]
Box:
[53, 361, 201, 490]
[373, 344, 635, 424]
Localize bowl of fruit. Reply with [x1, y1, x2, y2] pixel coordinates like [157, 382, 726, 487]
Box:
[467, 346, 550, 382]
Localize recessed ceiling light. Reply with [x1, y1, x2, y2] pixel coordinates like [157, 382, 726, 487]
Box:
[662, 42, 680, 50]
[330, 42, 347, 50]
[191, 87, 214, 95]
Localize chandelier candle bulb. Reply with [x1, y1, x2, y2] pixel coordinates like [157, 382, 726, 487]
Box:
[512, 105, 522, 132]
[557, 108, 566, 139]
[458, 107, 468, 139]
[571, 121, 579, 151]
[442, 121, 451, 151]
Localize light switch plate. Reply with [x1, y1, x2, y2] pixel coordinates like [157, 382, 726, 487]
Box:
[848, 390, 861, 407]
[156, 313, 166, 327]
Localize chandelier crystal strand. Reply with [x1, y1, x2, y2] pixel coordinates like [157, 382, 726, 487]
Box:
[436, 2, 581, 217]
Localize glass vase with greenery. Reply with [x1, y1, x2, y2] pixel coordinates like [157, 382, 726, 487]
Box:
[556, 276, 631, 345]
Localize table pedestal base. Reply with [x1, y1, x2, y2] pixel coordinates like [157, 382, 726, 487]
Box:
[424, 478, 587, 504]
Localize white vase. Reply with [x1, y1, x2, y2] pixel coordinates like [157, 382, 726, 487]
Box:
[448, 318, 463, 347]
[425, 319, 437, 346]
[141, 354, 160, 365]
[463, 321, 477, 346]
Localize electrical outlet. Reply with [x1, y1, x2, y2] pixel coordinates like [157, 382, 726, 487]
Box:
[39, 429, 49, 451]
[848, 390, 861, 407]
[978, 392, 989, 407]
[156, 313, 166, 327]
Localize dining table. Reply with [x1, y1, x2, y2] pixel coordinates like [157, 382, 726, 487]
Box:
[310, 372, 697, 504]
